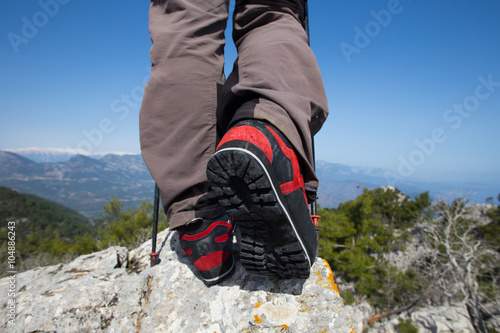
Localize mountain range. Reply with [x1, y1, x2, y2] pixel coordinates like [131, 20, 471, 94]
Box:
[315, 160, 498, 208]
[1, 149, 497, 217]
[4, 148, 130, 163]
[0, 150, 154, 216]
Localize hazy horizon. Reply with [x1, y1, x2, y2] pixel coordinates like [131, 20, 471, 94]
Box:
[4, 146, 499, 187]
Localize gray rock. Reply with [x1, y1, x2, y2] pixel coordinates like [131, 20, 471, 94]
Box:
[344, 302, 373, 333]
[410, 306, 474, 333]
[347, 302, 478, 333]
[1, 230, 354, 332]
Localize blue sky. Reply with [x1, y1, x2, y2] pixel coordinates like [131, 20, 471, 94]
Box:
[1, 1, 499, 184]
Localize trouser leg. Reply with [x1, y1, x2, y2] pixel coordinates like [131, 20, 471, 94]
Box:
[140, 0, 229, 229]
[218, 0, 329, 193]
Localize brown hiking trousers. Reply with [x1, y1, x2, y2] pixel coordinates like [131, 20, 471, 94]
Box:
[139, 0, 329, 229]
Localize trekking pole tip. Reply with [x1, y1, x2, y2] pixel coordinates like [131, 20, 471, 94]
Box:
[150, 252, 160, 267]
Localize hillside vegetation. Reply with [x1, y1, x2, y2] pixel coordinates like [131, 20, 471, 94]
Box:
[318, 187, 500, 333]
[0, 186, 98, 275]
[319, 187, 432, 309]
[0, 187, 167, 277]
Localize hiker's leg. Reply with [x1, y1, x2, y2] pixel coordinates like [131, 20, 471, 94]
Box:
[218, 0, 328, 194]
[140, 0, 229, 229]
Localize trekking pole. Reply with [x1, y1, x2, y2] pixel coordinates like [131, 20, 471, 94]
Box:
[304, 0, 321, 253]
[150, 182, 161, 267]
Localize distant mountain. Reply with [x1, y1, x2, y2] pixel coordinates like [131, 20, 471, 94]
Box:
[0, 151, 39, 179]
[0, 150, 154, 217]
[0, 149, 497, 216]
[315, 160, 498, 207]
[5, 148, 132, 163]
[316, 161, 390, 182]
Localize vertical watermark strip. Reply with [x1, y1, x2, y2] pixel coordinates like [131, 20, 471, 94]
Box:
[6, 221, 17, 326]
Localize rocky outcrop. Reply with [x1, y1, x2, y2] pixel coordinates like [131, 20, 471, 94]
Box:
[346, 302, 477, 333]
[1, 229, 354, 332]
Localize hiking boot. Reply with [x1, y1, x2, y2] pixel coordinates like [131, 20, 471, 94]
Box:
[206, 119, 317, 279]
[178, 213, 235, 285]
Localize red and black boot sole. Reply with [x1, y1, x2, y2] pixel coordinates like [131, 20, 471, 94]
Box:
[206, 120, 317, 279]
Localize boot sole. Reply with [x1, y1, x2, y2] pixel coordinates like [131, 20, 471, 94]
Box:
[207, 147, 312, 279]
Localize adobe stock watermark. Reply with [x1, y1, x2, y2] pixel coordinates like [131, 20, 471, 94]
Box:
[7, 0, 71, 54]
[386, 74, 500, 182]
[65, 66, 151, 169]
[340, 0, 411, 64]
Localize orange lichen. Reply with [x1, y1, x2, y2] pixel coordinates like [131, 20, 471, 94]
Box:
[280, 324, 289, 331]
[254, 302, 263, 308]
[321, 259, 340, 293]
[254, 315, 263, 324]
